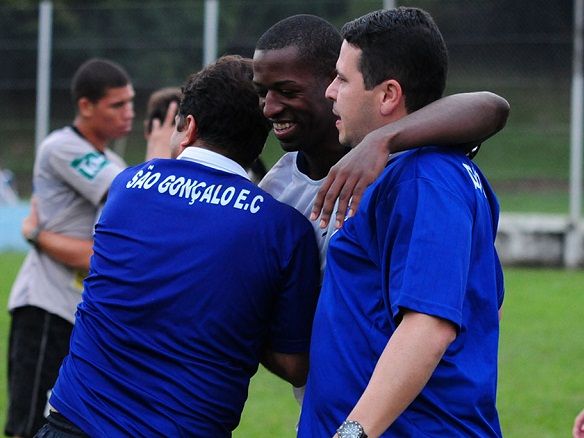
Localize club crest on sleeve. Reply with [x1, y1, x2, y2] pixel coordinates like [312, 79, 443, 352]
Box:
[70, 152, 109, 180]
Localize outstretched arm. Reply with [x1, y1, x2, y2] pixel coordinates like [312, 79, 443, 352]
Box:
[311, 91, 510, 229]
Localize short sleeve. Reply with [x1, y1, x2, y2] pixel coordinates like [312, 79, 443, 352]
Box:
[268, 220, 320, 353]
[49, 143, 125, 206]
[379, 177, 473, 329]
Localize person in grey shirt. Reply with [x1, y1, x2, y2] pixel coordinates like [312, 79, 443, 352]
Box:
[5, 58, 134, 438]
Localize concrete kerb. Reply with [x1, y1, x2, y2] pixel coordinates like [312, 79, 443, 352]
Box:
[496, 213, 584, 267]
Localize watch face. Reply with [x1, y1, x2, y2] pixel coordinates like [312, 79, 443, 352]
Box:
[338, 420, 365, 438]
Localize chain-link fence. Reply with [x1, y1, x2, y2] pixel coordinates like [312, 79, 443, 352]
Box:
[0, 0, 576, 213]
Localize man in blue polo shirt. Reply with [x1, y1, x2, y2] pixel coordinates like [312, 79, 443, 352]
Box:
[298, 8, 504, 438]
[37, 55, 320, 437]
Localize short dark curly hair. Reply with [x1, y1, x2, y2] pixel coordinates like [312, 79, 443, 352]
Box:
[178, 55, 270, 168]
[255, 14, 341, 78]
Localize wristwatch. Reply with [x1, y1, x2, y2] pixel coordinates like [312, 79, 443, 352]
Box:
[337, 420, 368, 438]
[24, 225, 42, 248]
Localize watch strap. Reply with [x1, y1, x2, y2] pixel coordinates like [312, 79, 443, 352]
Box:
[25, 225, 42, 248]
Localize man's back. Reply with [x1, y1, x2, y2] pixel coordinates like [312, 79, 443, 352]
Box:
[50, 153, 320, 436]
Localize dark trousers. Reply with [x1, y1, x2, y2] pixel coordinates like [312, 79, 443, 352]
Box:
[5, 306, 74, 438]
[34, 411, 88, 438]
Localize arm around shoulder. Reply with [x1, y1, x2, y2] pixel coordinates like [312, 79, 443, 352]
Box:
[311, 92, 510, 229]
[381, 91, 510, 154]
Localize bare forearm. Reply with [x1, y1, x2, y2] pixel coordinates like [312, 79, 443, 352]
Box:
[375, 91, 510, 154]
[37, 230, 93, 271]
[344, 313, 456, 438]
[22, 197, 93, 270]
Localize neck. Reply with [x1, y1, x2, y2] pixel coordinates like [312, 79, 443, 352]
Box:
[73, 118, 107, 152]
[189, 141, 248, 169]
[297, 142, 350, 180]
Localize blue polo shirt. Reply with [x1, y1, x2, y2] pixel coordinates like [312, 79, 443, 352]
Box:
[50, 148, 320, 437]
[299, 147, 504, 437]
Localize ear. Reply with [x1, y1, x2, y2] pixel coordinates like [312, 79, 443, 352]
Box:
[379, 79, 403, 117]
[179, 114, 198, 148]
[78, 97, 94, 118]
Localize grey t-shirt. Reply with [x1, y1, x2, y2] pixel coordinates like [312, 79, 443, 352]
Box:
[8, 126, 126, 323]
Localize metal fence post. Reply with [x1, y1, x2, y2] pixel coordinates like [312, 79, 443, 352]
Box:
[566, 0, 584, 268]
[203, 0, 219, 66]
[35, 0, 53, 153]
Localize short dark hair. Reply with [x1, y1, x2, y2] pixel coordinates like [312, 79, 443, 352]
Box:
[144, 87, 182, 135]
[255, 14, 341, 78]
[341, 7, 448, 113]
[178, 55, 270, 168]
[71, 58, 131, 104]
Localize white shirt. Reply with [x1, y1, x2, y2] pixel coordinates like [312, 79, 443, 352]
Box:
[260, 152, 337, 277]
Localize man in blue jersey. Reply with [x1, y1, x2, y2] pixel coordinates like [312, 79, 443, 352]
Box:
[253, 12, 508, 411]
[35, 55, 320, 438]
[298, 8, 504, 438]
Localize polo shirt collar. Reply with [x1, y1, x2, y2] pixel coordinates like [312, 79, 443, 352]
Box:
[177, 147, 250, 180]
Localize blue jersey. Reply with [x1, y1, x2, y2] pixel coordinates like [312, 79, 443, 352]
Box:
[50, 155, 320, 437]
[299, 147, 504, 437]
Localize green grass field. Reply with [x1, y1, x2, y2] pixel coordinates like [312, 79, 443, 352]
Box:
[1, 252, 583, 437]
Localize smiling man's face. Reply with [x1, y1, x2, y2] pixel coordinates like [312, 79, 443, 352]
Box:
[252, 45, 337, 154]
